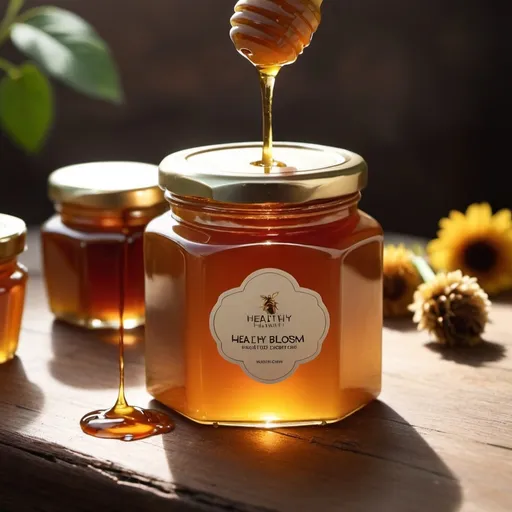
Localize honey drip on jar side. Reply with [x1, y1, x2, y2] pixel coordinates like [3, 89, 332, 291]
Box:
[80, 234, 174, 442]
[230, 0, 323, 171]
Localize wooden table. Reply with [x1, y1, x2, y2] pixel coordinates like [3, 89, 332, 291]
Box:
[1, 231, 511, 512]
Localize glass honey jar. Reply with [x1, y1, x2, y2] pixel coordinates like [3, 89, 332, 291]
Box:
[145, 142, 383, 427]
[0, 214, 28, 364]
[41, 162, 166, 329]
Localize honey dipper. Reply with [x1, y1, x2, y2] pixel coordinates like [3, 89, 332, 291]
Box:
[230, 0, 324, 72]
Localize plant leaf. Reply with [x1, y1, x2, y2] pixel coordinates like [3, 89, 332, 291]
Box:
[0, 63, 53, 153]
[10, 7, 123, 104]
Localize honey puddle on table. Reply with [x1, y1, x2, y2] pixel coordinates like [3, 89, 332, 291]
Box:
[80, 235, 174, 441]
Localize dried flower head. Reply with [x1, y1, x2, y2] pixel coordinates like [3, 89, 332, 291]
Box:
[427, 203, 512, 295]
[409, 270, 491, 347]
[383, 244, 422, 317]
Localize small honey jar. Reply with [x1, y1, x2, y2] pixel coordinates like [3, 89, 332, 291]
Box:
[0, 214, 28, 364]
[41, 162, 166, 329]
[145, 142, 383, 427]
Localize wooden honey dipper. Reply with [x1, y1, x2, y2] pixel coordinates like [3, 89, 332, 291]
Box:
[230, 0, 323, 71]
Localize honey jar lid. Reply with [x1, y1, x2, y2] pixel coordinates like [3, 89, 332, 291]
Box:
[0, 214, 27, 260]
[48, 162, 164, 209]
[158, 142, 367, 204]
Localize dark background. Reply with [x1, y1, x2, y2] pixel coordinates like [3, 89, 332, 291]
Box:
[0, 0, 509, 236]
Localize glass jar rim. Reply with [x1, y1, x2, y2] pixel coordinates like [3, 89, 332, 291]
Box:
[159, 142, 367, 205]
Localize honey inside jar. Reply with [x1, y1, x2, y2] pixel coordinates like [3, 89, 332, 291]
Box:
[144, 143, 383, 427]
[0, 214, 28, 364]
[41, 162, 166, 329]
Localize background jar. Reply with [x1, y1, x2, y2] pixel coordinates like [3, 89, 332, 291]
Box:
[144, 142, 383, 427]
[41, 162, 166, 330]
[0, 214, 28, 363]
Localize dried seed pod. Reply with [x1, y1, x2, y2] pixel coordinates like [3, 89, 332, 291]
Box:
[409, 270, 491, 347]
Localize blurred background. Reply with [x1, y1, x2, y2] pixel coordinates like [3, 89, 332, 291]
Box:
[0, 0, 509, 236]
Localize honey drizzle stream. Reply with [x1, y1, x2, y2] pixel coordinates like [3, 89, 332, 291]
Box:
[115, 240, 128, 412]
[254, 67, 285, 173]
[80, 231, 174, 442]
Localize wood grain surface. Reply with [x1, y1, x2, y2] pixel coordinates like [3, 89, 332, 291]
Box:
[0, 231, 511, 512]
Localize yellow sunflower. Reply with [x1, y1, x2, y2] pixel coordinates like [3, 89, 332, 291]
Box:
[383, 244, 422, 317]
[427, 203, 512, 295]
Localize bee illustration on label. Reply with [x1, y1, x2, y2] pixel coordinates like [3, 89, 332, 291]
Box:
[261, 292, 279, 314]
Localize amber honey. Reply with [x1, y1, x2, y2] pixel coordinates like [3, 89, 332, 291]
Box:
[0, 214, 28, 364]
[145, 142, 383, 427]
[41, 162, 166, 329]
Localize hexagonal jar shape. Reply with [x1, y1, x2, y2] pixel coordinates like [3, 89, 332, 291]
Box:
[145, 143, 383, 427]
[41, 162, 166, 329]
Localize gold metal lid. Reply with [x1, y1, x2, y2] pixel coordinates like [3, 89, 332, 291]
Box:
[48, 161, 164, 209]
[0, 214, 27, 260]
[158, 142, 367, 204]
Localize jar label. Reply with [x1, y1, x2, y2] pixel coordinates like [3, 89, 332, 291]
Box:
[209, 268, 330, 384]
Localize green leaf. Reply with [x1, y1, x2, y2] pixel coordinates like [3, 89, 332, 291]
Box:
[0, 63, 53, 153]
[10, 7, 123, 104]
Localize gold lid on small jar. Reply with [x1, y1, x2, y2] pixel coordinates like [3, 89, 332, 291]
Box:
[48, 162, 164, 209]
[159, 142, 367, 204]
[0, 214, 27, 260]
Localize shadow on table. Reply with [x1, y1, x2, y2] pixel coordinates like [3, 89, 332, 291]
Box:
[48, 320, 145, 389]
[493, 291, 512, 305]
[384, 317, 416, 332]
[160, 401, 462, 512]
[0, 357, 45, 429]
[425, 340, 506, 367]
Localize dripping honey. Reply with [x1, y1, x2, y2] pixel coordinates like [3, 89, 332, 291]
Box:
[80, 235, 174, 441]
[231, 0, 323, 170]
[141, 2, 383, 428]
